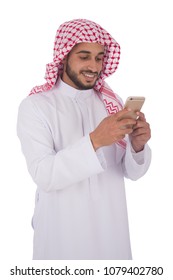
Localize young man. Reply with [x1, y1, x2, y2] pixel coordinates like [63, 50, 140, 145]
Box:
[17, 19, 151, 260]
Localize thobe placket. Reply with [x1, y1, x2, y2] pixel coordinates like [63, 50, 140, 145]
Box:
[75, 93, 100, 201]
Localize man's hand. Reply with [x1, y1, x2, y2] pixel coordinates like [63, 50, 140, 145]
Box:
[90, 109, 137, 150]
[130, 112, 151, 152]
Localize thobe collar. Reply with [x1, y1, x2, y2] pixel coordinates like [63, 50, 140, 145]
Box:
[55, 78, 95, 100]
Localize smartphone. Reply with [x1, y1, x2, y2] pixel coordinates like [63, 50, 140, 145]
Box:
[123, 96, 145, 119]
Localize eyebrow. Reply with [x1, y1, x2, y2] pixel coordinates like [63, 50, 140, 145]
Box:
[76, 50, 104, 55]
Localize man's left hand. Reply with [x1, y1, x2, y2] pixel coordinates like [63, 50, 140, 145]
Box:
[130, 112, 151, 152]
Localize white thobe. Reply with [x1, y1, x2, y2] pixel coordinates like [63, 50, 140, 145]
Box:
[17, 79, 151, 260]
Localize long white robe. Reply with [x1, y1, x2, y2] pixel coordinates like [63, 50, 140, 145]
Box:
[17, 79, 151, 260]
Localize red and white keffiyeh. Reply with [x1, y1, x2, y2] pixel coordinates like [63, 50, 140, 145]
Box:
[30, 19, 126, 149]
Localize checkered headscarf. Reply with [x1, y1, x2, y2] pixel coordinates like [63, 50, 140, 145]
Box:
[30, 19, 126, 149]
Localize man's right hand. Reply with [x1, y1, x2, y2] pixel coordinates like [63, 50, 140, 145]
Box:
[89, 108, 137, 150]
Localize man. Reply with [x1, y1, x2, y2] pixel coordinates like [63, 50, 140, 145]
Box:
[17, 19, 151, 260]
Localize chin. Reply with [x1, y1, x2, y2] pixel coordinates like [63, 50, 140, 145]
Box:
[81, 80, 97, 90]
[81, 84, 94, 90]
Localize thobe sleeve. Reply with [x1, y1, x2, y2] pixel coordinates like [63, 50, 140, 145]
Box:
[17, 98, 105, 192]
[115, 95, 152, 180]
[122, 138, 151, 180]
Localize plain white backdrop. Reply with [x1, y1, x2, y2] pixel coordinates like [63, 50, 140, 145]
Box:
[0, 0, 172, 278]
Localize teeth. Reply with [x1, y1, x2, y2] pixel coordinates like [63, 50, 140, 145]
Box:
[83, 73, 95, 78]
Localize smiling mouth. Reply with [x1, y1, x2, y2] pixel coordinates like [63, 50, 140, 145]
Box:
[82, 72, 98, 80]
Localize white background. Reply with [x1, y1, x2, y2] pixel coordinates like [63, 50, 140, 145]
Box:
[0, 0, 172, 278]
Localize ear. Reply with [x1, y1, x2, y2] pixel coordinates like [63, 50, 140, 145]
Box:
[61, 58, 67, 74]
[61, 58, 66, 65]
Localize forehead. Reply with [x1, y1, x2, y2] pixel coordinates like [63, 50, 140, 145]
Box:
[70, 42, 105, 54]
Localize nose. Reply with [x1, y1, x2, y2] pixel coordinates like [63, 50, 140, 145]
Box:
[86, 58, 98, 73]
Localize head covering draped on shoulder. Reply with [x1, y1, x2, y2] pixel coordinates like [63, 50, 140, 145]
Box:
[30, 19, 126, 149]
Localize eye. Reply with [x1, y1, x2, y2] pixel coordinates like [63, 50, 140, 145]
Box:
[96, 56, 103, 62]
[79, 56, 89, 60]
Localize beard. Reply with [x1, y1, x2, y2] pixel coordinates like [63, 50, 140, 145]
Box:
[65, 62, 100, 90]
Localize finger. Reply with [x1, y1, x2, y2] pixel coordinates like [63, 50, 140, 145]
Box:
[118, 118, 137, 129]
[115, 127, 133, 140]
[124, 127, 134, 135]
[112, 108, 133, 120]
[136, 111, 146, 121]
[131, 127, 150, 137]
[133, 120, 150, 130]
[131, 129, 145, 137]
[118, 126, 134, 136]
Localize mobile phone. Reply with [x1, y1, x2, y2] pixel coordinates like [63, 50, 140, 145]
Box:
[123, 96, 145, 119]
